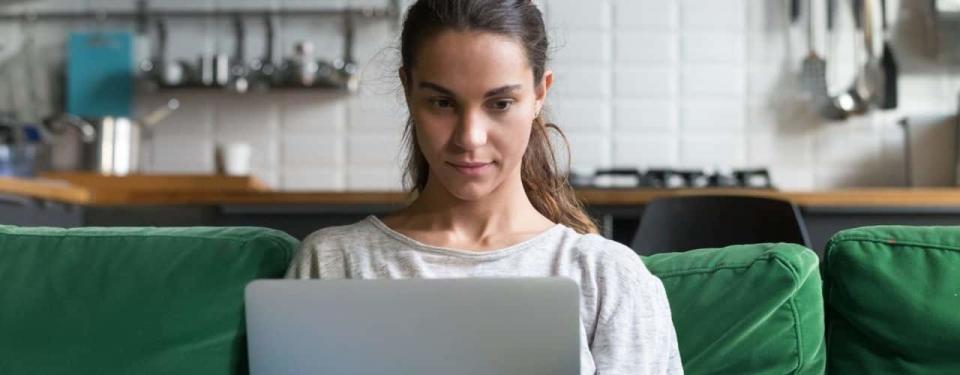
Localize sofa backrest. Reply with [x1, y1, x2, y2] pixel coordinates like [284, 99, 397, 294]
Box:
[0, 226, 296, 375]
[823, 226, 960, 374]
[644, 243, 826, 374]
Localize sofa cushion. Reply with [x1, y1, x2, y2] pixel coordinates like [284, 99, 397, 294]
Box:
[0, 226, 296, 375]
[644, 243, 825, 374]
[823, 226, 960, 374]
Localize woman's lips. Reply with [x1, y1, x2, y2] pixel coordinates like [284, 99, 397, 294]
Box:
[448, 161, 493, 176]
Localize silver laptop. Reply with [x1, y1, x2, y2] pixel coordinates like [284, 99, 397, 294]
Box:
[245, 278, 580, 375]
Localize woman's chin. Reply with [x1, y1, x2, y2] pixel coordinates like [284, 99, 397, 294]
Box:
[441, 181, 496, 201]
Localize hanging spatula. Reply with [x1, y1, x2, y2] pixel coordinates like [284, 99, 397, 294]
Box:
[878, 0, 898, 109]
[800, 0, 846, 119]
[800, 0, 829, 98]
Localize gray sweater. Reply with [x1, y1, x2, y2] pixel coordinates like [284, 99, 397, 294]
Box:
[286, 216, 683, 375]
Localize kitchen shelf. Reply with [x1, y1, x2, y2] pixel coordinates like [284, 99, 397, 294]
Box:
[137, 81, 358, 94]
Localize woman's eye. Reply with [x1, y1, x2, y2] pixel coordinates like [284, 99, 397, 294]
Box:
[430, 99, 454, 110]
[488, 100, 513, 111]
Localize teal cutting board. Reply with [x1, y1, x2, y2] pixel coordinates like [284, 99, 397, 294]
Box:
[66, 32, 133, 118]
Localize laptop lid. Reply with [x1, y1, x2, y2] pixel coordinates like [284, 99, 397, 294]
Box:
[245, 278, 580, 375]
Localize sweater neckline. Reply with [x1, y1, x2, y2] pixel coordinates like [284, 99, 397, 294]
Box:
[366, 215, 566, 258]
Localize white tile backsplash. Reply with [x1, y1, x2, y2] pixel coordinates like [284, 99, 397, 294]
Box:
[281, 134, 344, 166]
[614, 66, 676, 98]
[150, 0, 215, 11]
[214, 94, 280, 139]
[88, 0, 136, 11]
[680, 99, 746, 131]
[347, 167, 403, 191]
[547, 98, 611, 131]
[7, 0, 952, 190]
[139, 93, 216, 139]
[615, 33, 677, 64]
[347, 134, 403, 166]
[679, 0, 746, 33]
[164, 19, 215, 61]
[281, 166, 343, 191]
[550, 64, 611, 99]
[811, 119, 883, 167]
[554, 30, 611, 64]
[681, 65, 746, 96]
[747, 133, 814, 167]
[679, 135, 747, 168]
[9, 0, 90, 12]
[613, 135, 678, 168]
[613, 0, 677, 32]
[219, 0, 279, 10]
[547, 0, 611, 31]
[769, 167, 816, 190]
[281, 92, 347, 134]
[280, 0, 346, 10]
[147, 136, 215, 174]
[681, 33, 745, 63]
[566, 133, 611, 170]
[747, 34, 789, 64]
[348, 94, 407, 130]
[614, 99, 677, 131]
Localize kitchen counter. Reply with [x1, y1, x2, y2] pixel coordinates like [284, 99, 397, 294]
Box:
[3, 174, 960, 207]
[0, 174, 959, 207]
[4, 174, 960, 253]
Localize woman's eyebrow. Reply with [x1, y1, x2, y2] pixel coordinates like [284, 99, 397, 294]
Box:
[484, 84, 522, 97]
[418, 82, 522, 97]
[419, 82, 455, 96]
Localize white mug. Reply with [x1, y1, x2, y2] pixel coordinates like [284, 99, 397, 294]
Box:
[216, 142, 253, 176]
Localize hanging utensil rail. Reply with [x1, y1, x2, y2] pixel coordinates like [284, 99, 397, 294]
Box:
[0, 0, 402, 27]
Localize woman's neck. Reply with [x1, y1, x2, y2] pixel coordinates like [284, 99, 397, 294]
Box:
[383, 173, 556, 250]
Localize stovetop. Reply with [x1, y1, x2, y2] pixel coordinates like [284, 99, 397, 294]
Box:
[569, 168, 774, 189]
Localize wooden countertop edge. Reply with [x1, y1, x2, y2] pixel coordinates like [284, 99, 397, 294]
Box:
[576, 189, 960, 207]
[5, 178, 960, 206]
[0, 177, 91, 204]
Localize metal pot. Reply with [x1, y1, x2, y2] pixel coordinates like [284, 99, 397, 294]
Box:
[43, 99, 179, 176]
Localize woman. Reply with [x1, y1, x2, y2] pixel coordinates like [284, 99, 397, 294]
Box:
[286, 0, 683, 373]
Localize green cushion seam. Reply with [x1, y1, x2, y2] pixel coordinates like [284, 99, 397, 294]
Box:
[786, 297, 804, 375]
[243, 233, 296, 263]
[827, 236, 960, 255]
[652, 253, 778, 279]
[772, 254, 805, 375]
[0, 232, 264, 243]
[1, 231, 296, 266]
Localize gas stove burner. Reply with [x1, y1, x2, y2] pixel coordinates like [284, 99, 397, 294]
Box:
[568, 168, 774, 189]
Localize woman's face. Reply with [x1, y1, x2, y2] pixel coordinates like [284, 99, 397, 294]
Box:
[402, 30, 552, 201]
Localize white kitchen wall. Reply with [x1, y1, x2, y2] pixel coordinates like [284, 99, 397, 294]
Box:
[2, 0, 959, 190]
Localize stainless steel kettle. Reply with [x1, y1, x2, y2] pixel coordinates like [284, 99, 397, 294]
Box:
[43, 99, 179, 176]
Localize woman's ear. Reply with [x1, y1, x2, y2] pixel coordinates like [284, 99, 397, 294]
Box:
[535, 70, 554, 113]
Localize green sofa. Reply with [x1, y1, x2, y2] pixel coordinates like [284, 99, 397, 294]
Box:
[821, 226, 960, 374]
[0, 226, 296, 374]
[0, 224, 957, 374]
[644, 225, 960, 375]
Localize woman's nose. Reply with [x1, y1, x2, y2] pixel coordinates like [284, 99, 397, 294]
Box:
[453, 109, 488, 150]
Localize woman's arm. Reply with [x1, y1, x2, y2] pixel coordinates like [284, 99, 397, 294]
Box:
[285, 243, 316, 279]
[591, 273, 683, 374]
[285, 231, 327, 279]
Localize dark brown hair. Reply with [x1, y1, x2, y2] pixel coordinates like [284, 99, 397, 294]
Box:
[399, 0, 598, 234]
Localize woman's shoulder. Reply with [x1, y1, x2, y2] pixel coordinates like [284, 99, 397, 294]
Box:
[300, 216, 383, 249]
[287, 217, 386, 278]
[563, 228, 658, 283]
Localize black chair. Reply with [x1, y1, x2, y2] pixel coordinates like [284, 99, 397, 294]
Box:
[630, 195, 811, 256]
